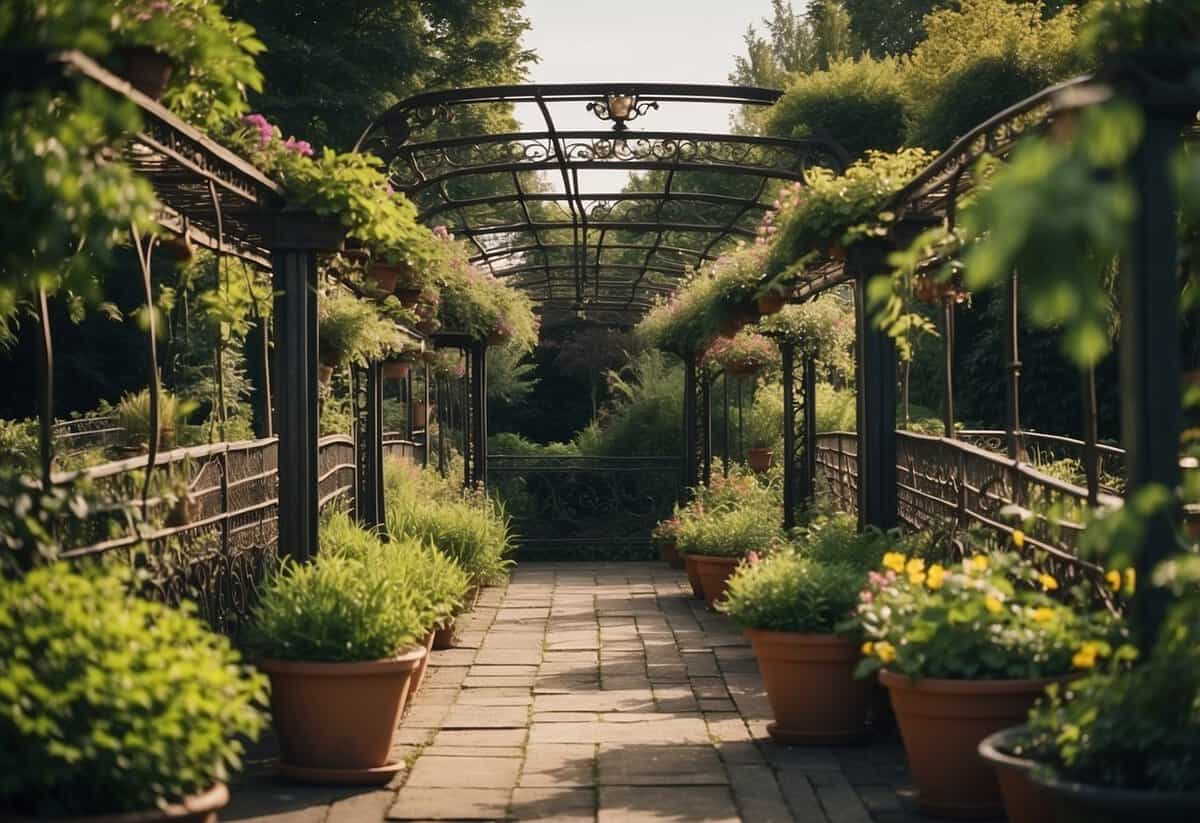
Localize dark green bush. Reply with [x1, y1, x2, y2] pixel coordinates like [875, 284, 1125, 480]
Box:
[720, 552, 865, 633]
[0, 565, 267, 816]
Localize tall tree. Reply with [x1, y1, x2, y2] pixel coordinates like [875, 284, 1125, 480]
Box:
[225, 0, 536, 150]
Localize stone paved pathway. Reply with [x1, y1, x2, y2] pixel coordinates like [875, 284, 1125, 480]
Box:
[226, 562, 923, 822]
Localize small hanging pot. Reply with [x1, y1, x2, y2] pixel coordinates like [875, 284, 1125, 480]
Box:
[318, 364, 335, 385]
[756, 291, 786, 317]
[367, 261, 402, 295]
[382, 361, 410, 380]
[114, 46, 175, 100]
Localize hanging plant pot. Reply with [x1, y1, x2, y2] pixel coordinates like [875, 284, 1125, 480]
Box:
[746, 631, 872, 744]
[659, 540, 684, 570]
[114, 46, 175, 100]
[719, 316, 747, 338]
[685, 553, 742, 607]
[366, 262, 402, 294]
[417, 317, 441, 335]
[824, 241, 847, 262]
[880, 670, 1065, 819]
[486, 326, 512, 346]
[420, 349, 437, 363]
[22, 784, 231, 823]
[978, 726, 1056, 823]
[259, 648, 425, 785]
[747, 447, 772, 472]
[396, 287, 422, 308]
[412, 400, 427, 423]
[158, 232, 195, 263]
[318, 364, 335, 386]
[1031, 769, 1200, 823]
[756, 292, 786, 316]
[382, 361, 410, 380]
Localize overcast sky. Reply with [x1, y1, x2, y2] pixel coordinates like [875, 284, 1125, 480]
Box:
[516, 0, 779, 133]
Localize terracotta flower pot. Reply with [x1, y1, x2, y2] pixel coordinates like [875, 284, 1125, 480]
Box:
[382, 361, 410, 380]
[978, 726, 1055, 823]
[746, 630, 871, 744]
[367, 262, 402, 294]
[880, 669, 1063, 819]
[747, 447, 773, 472]
[318, 364, 334, 386]
[685, 553, 742, 607]
[433, 619, 457, 650]
[259, 647, 425, 785]
[1032, 770, 1200, 823]
[684, 556, 705, 599]
[659, 540, 685, 570]
[115, 46, 174, 100]
[23, 784, 229, 823]
[396, 287, 422, 308]
[410, 631, 437, 696]
[756, 292, 786, 316]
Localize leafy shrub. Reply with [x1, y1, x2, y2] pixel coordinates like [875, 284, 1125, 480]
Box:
[489, 432, 580, 456]
[577, 350, 685, 457]
[115, 388, 197, 448]
[756, 296, 856, 381]
[720, 552, 865, 633]
[676, 502, 782, 558]
[318, 288, 407, 368]
[855, 549, 1128, 679]
[767, 56, 908, 159]
[246, 552, 426, 662]
[0, 564, 267, 816]
[797, 512, 890, 570]
[0, 417, 39, 468]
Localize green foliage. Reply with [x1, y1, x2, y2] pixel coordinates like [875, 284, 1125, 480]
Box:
[798, 511, 891, 569]
[816, 382, 858, 432]
[0, 418, 39, 468]
[756, 294, 856, 378]
[703, 331, 780, 378]
[489, 432, 580, 456]
[721, 551, 865, 633]
[0, 467, 93, 570]
[318, 287, 408, 368]
[855, 549, 1128, 679]
[676, 499, 783, 558]
[247, 552, 426, 662]
[842, 0, 939, 56]
[384, 459, 514, 585]
[115, 387, 198, 448]
[435, 241, 539, 349]
[902, 0, 1083, 149]
[576, 351, 684, 457]
[0, 564, 267, 816]
[767, 56, 907, 158]
[1079, 0, 1200, 60]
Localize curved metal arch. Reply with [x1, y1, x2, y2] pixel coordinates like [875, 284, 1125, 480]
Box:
[358, 83, 851, 326]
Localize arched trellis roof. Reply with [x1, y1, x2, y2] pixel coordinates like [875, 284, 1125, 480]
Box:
[357, 83, 850, 328]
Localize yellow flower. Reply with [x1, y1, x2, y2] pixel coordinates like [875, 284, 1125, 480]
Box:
[905, 557, 926, 575]
[1012, 529, 1025, 549]
[861, 641, 874, 656]
[1106, 570, 1122, 592]
[1038, 573, 1059, 592]
[1072, 641, 1103, 670]
[1124, 568, 1136, 595]
[1032, 607, 1055, 623]
[875, 641, 896, 664]
[926, 564, 946, 590]
[969, 554, 989, 573]
[908, 570, 927, 586]
[883, 552, 906, 573]
[985, 595, 1004, 614]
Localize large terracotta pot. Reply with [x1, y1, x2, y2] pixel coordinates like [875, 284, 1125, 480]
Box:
[115, 46, 174, 100]
[259, 647, 425, 785]
[685, 553, 742, 607]
[746, 630, 871, 744]
[880, 669, 1062, 819]
[756, 292, 786, 316]
[366, 261, 402, 294]
[659, 540, 685, 570]
[382, 361, 410, 380]
[410, 631, 437, 695]
[24, 785, 229, 823]
[684, 557, 705, 599]
[978, 726, 1055, 823]
[747, 447, 773, 472]
[1032, 771, 1200, 823]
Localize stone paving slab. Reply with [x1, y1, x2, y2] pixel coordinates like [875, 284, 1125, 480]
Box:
[224, 562, 921, 823]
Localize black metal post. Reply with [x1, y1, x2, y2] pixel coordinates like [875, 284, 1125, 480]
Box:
[246, 316, 273, 438]
[853, 242, 898, 530]
[942, 296, 955, 438]
[737, 377, 744, 462]
[782, 341, 797, 530]
[35, 286, 53, 496]
[684, 356, 699, 489]
[470, 343, 488, 487]
[722, 372, 730, 478]
[271, 246, 320, 562]
[701, 364, 712, 487]
[803, 353, 818, 504]
[1082, 367, 1100, 507]
[462, 348, 472, 488]
[1005, 272, 1024, 460]
[422, 362, 431, 468]
[353, 361, 385, 530]
[1120, 104, 1185, 651]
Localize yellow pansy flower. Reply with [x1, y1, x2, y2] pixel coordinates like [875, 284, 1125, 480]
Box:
[908, 570, 927, 586]
[926, 564, 945, 590]
[985, 595, 1004, 614]
[1011, 529, 1025, 549]
[883, 552, 906, 573]
[969, 555, 989, 573]
[1072, 641, 1103, 669]
[875, 641, 896, 664]
[1032, 607, 1055, 623]
[905, 557, 925, 575]
[1124, 568, 1136, 594]
[861, 641, 874, 656]
[1038, 573, 1059, 592]
[1106, 570, 1121, 592]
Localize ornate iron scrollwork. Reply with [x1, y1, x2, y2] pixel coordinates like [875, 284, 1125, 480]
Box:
[586, 93, 660, 131]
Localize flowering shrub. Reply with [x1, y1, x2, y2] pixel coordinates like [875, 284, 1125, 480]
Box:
[703, 331, 779, 376]
[720, 550, 865, 633]
[651, 515, 681, 546]
[676, 503, 782, 558]
[855, 549, 1128, 679]
[756, 296, 856, 379]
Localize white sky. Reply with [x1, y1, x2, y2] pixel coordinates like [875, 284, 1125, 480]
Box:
[516, 0, 779, 134]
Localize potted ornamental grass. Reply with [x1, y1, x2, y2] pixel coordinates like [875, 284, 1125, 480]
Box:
[720, 514, 891, 743]
[652, 514, 684, 569]
[0, 564, 267, 821]
[676, 500, 781, 607]
[855, 546, 1126, 818]
[246, 550, 430, 785]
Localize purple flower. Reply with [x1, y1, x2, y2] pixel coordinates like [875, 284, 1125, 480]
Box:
[242, 113, 274, 146]
[284, 137, 313, 157]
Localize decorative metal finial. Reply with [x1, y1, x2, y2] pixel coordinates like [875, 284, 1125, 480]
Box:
[587, 93, 659, 131]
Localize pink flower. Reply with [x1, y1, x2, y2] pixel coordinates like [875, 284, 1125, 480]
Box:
[284, 137, 313, 157]
[385, 182, 395, 196]
[859, 589, 873, 603]
[242, 113, 274, 146]
[433, 225, 451, 240]
[746, 551, 761, 565]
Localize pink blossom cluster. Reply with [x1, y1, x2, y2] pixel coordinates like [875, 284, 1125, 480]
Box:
[756, 181, 806, 246]
[859, 568, 898, 604]
[132, 1, 170, 22]
[284, 137, 313, 157]
[242, 113, 274, 146]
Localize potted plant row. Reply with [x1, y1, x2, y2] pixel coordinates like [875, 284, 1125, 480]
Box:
[0, 564, 268, 821]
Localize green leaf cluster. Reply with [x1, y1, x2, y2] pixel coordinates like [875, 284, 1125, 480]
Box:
[676, 481, 784, 558]
[318, 287, 409, 368]
[0, 564, 267, 816]
[720, 550, 866, 633]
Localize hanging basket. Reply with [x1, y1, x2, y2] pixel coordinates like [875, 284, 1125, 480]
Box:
[382, 361, 410, 380]
[756, 292, 786, 317]
[396, 287, 422, 308]
[366, 262, 402, 294]
[114, 46, 175, 100]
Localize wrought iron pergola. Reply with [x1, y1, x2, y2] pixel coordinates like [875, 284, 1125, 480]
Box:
[357, 83, 850, 329]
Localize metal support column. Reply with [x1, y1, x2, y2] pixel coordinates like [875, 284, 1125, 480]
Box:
[352, 360, 385, 530]
[1120, 103, 1186, 651]
[684, 356, 700, 489]
[700, 364, 712, 487]
[272, 246, 320, 562]
[470, 343, 488, 487]
[803, 353, 818, 503]
[1004, 272, 1024, 460]
[782, 341, 798, 530]
[853, 242, 898, 531]
[942, 296, 956, 438]
[421, 362, 431, 467]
